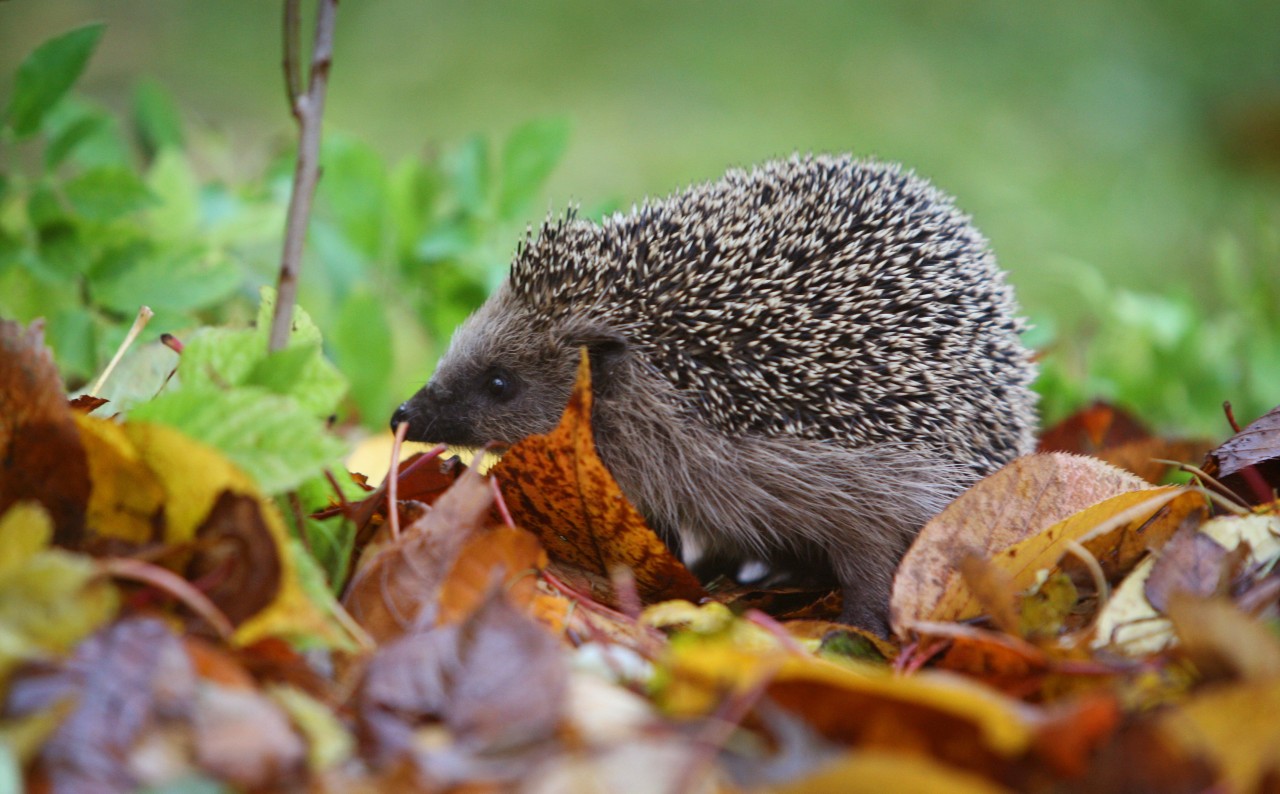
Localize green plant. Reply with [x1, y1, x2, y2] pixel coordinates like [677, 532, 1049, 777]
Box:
[0, 24, 569, 430]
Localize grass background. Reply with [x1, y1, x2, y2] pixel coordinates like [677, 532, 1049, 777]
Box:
[2, 0, 1278, 434]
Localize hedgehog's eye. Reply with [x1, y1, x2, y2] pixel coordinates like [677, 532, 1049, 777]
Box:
[483, 368, 516, 402]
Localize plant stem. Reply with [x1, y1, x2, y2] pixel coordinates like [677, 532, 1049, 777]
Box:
[269, 0, 338, 352]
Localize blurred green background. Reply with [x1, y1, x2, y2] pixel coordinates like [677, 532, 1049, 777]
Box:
[2, 0, 1278, 435]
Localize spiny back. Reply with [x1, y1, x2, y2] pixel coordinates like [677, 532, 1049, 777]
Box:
[507, 154, 1036, 473]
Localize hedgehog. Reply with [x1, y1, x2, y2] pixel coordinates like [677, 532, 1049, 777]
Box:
[392, 154, 1038, 633]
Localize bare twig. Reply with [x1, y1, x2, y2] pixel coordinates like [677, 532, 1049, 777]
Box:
[90, 305, 153, 396]
[269, 0, 338, 352]
[282, 0, 304, 109]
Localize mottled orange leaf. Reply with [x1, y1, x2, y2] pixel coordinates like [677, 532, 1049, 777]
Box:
[892, 454, 1151, 635]
[493, 351, 704, 604]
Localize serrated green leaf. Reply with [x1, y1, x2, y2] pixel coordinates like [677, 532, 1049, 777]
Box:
[498, 117, 569, 220]
[91, 248, 239, 313]
[130, 386, 347, 494]
[133, 78, 184, 156]
[245, 344, 347, 418]
[333, 288, 393, 424]
[4, 23, 105, 138]
[64, 167, 156, 222]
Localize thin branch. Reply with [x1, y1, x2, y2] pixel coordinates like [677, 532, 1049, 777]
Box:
[269, 0, 338, 352]
[282, 0, 304, 110]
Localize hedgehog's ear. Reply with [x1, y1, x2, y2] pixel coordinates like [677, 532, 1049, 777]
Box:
[569, 329, 628, 382]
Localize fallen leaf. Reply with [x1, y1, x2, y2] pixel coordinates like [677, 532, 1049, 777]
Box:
[771, 750, 1014, 794]
[343, 462, 495, 642]
[895, 457, 1167, 628]
[0, 320, 91, 546]
[358, 589, 567, 784]
[1167, 595, 1280, 682]
[438, 524, 548, 625]
[0, 502, 119, 682]
[493, 351, 704, 604]
[1204, 403, 1280, 505]
[1158, 677, 1280, 794]
[6, 618, 196, 793]
[1038, 401, 1211, 484]
[1143, 530, 1229, 613]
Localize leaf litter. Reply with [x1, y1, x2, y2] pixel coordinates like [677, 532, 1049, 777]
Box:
[3, 322, 1280, 792]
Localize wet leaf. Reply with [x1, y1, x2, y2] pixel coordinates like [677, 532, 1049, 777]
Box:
[493, 351, 704, 604]
[1204, 403, 1280, 504]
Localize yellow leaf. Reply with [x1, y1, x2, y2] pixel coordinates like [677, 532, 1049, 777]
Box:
[122, 421, 353, 648]
[769, 750, 1013, 794]
[929, 487, 1184, 624]
[1159, 678, 1280, 794]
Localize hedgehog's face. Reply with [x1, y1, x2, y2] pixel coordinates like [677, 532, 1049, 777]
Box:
[391, 292, 624, 449]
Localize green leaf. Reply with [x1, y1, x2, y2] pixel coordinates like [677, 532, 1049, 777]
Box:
[43, 112, 108, 170]
[174, 296, 347, 419]
[130, 385, 347, 495]
[333, 288, 393, 425]
[448, 135, 492, 216]
[132, 78, 184, 156]
[64, 167, 156, 221]
[4, 23, 105, 138]
[92, 248, 240, 314]
[498, 117, 569, 220]
[144, 149, 201, 236]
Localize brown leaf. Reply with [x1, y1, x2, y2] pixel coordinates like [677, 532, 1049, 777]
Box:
[68, 394, 109, 414]
[6, 618, 196, 793]
[192, 681, 307, 789]
[1144, 530, 1229, 613]
[358, 589, 567, 783]
[891, 453, 1151, 634]
[343, 463, 495, 643]
[492, 350, 704, 604]
[184, 491, 284, 626]
[0, 320, 90, 546]
[1038, 402, 1210, 484]
[1205, 403, 1280, 505]
[438, 524, 548, 625]
[1167, 595, 1280, 682]
[1037, 401, 1152, 453]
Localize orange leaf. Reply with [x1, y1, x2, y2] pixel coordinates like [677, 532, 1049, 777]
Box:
[493, 350, 704, 604]
[438, 525, 549, 625]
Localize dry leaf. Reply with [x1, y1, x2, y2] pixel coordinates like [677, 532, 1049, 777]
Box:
[1167, 595, 1280, 682]
[437, 524, 549, 625]
[343, 463, 495, 643]
[892, 454, 1155, 632]
[1204, 403, 1280, 505]
[0, 320, 91, 546]
[1158, 677, 1280, 794]
[1038, 401, 1211, 484]
[493, 351, 704, 604]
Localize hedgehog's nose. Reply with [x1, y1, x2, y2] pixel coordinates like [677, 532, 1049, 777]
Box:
[390, 402, 411, 432]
